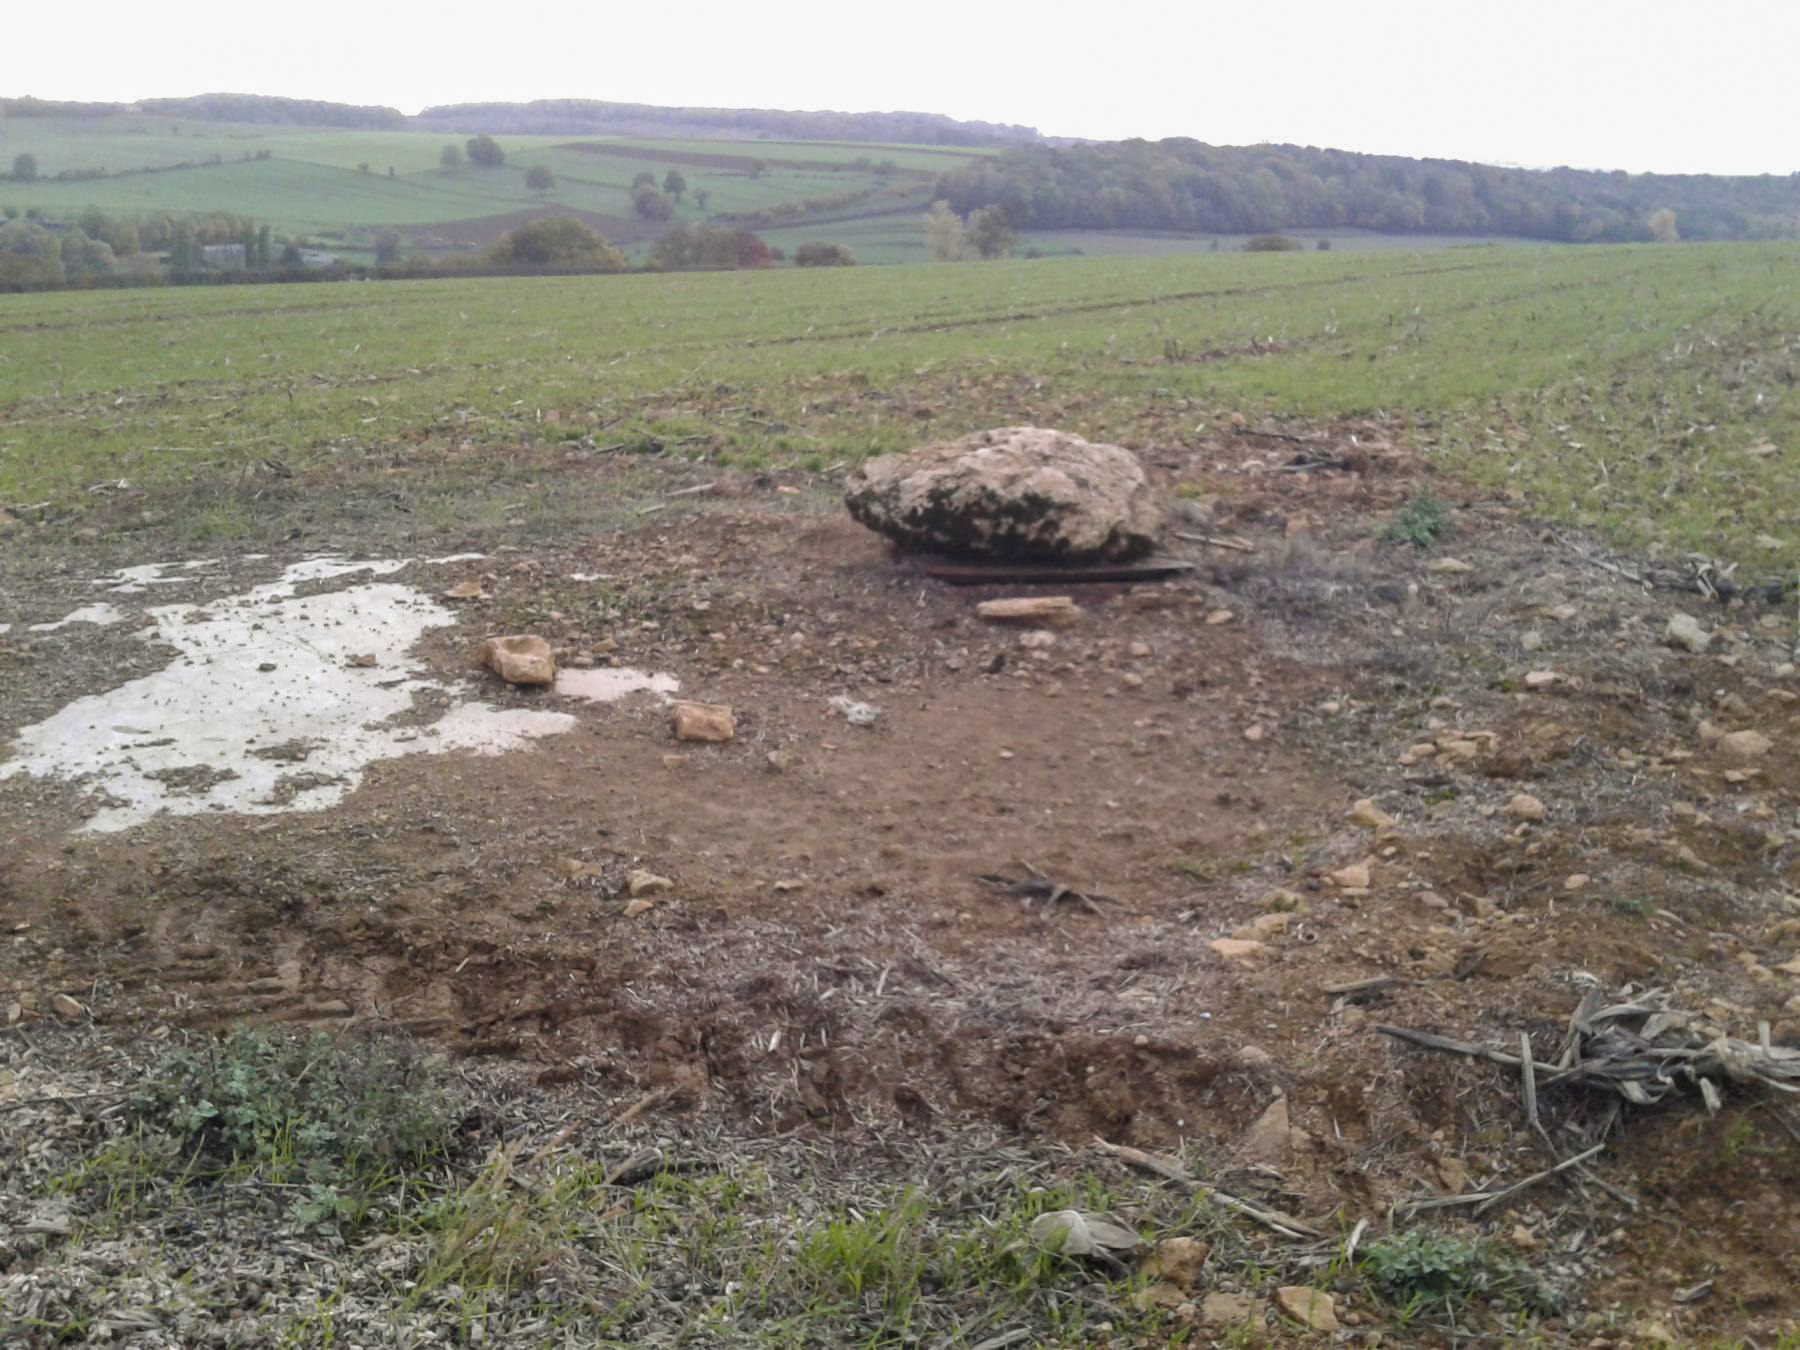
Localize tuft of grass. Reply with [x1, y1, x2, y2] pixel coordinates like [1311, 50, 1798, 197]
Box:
[411, 1146, 575, 1295]
[1383, 491, 1451, 549]
[789, 1189, 932, 1336]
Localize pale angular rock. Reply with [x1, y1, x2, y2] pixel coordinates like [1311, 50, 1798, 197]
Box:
[1240, 1095, 1293, 1161]
[49, 993, 84, 1021]
[1244, 912, 1291, 939]
[1720, 729, 1773, 761]
[1132, 1282, 1188, 1312]
[1330, 860, 1372, 888]
[976, 596, 1081, 628]
[480, 634, 555, 686]
[627, 869, 673, 897]
[1666, 613, 1711, 653]
[1506, 793, 1547, 822]
[672, 701, 735, 742]
[1202, 1292, 1256, 1327]
[1428, 557, 1474, 574]
[1348, 798, 1395, 829]
[1275, 1286, 1338, 1332]
[1209, 937, 1268, 962]
[1143, 1235, 1211, 1290]
[845, 426, 1162, 561]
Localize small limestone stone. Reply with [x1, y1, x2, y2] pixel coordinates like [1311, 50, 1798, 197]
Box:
[673, 701, 735, 742]
[1209, 938, 1267, 963]
[1202, 1292, 1255, 1327]
[1247, 912, 1291, 939]
[976, 596, 1082, 628]
[1143, 1235, 1211, 1291]
[1428, 557, 1474, 574]
[1348, 797, 1396, 830]
[1275, 1286, 1338, 1332]
[1719, 729, 1773, 761]
[1506, 793, 1547, 822]
[627, 869, 674, 897]
[622, 898, 655, 919]
[1239, 1095, 1293, 1161]
[480, 634, 555, 686]
[1666, 613, 1711, 653]
[49, 993, 84, 1021]
[1132, 1282, 1187, 1313]
[1330, 860, 1372, 888]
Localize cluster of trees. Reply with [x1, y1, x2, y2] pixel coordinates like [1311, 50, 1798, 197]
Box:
[136, 94, 407, 128]
[921, 200, 1016, 260]
[0, 206, 291, 289]
[630, 170, 676, 220]
[0, 97, 120, 119]
[410, 99, 1039, 146]
[648, 223, 774, 270]
[931, 140, 1800, 243]
[793, 241, 856, 267]
[712, 182, 921, 230]
[484, 216, 626, 270]
[2, 93, 1041, 147]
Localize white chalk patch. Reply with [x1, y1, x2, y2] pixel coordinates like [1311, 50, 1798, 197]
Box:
[0, 624, 10, 635]
[94, 563, 200, 595]
[568, 573, 615, 583]
[426, 553, 487, 565]
[1, 558, 575, 833]
[28, 604, 128, 633]
[555, 668, 680, 703]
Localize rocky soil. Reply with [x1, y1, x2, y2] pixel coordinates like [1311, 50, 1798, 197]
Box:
[2, 416, 1798, 1345]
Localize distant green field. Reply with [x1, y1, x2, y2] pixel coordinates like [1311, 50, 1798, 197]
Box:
[0, 112, 974, 248]
[4, 244, 1797, 566]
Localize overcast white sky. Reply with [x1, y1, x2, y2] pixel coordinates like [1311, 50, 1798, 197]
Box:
[6, 0, 1795, 174]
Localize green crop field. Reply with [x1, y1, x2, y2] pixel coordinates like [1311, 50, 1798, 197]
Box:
[4, 243, 1798, 566]
[0, 112, 970, 250]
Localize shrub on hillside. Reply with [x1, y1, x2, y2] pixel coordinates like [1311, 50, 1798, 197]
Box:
[793, 241, 857, 267]
[485, 216, 626, 270]
[632, 186, 675, 221]
[650, 224, 773, 271]
[466, 134, 505, 167]
[0, 220, 64, 286]
[1244, 234, 1303, 252]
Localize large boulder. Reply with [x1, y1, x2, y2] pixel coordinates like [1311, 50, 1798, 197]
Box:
[844, 427, 1163, 562]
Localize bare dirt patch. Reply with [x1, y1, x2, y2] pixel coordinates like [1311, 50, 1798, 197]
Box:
[4, 420, 1800, 1343]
